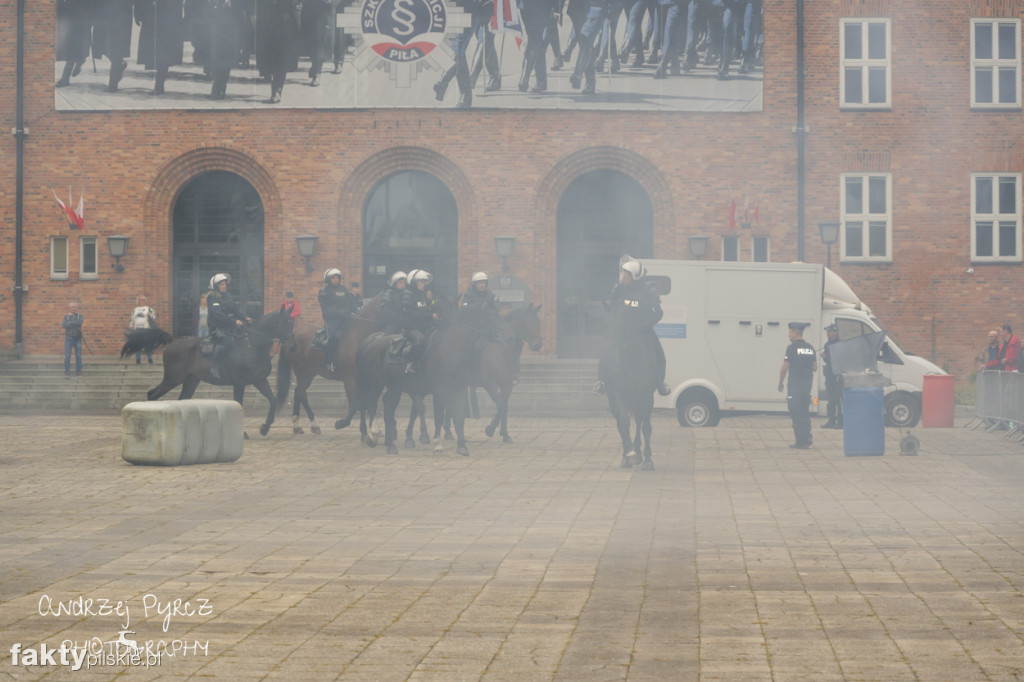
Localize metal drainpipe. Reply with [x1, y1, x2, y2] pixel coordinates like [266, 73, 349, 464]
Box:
[14, 0, 26, 359]
[796, 0, 806, 262]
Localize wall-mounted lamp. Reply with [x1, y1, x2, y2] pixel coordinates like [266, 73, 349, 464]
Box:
[295, 235, 319, 273]
[494, 235, 516, 273]
[818, 222, 840, 269]
[688, 234, 709, 261]
[107, 235, 130, 273]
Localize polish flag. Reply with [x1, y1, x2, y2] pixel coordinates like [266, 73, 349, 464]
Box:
[491, 0, 523, 48]
[53, 188, 84, 230]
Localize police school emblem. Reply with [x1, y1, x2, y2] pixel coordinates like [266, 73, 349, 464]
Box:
[362, 0, 447, 62]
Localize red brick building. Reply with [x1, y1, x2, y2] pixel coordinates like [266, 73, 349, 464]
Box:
[2, 0, 1022, 385]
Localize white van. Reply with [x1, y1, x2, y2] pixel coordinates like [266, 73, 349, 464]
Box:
[644, 260, 945, 428]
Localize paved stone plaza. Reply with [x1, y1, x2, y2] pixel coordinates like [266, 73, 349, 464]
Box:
[1, 411, 1022, 680]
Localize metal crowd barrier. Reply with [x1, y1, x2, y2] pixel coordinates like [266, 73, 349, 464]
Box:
[968, 371, 1024, 441]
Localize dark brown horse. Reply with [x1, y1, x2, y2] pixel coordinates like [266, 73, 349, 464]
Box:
[603, 305, 659, 470]
[119, 307, 294, 437]
[275, 293, 383, 434]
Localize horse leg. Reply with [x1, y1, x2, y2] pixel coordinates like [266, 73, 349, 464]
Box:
[640, 413, 654, 471]
[233, 384, 250, 440]
[382, 386, 400, 455]
[176, 374, 201, 400]
[611, 401, 634, 468]
[469, 386, 480, 418]
[148, 374, 182, 401]
[453, 414, 470, 457]
[334, 374, 357, 430]
[431, 399, 445, 454]
[253, 377, 277, 437]
[418, 401, 430, 444]
[404, 404, 418, 449]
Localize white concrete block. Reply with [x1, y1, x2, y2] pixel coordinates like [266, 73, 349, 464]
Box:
[121, 400, 244, 466]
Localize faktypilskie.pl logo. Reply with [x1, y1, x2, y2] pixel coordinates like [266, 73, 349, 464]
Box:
[8, 593, 213, 672]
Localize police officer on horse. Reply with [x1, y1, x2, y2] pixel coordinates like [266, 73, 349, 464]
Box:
[319, 268, 359, 373]
[204, 273, 250, 381]
[400, 269, 438, 372]
[594, 259, 672, 397]
[380, 271, 407, 334]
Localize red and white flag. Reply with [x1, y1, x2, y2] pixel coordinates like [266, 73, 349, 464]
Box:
[491, 0, 523, 48]
[53, 188, 84, 230]
[728, 198, 736, 232]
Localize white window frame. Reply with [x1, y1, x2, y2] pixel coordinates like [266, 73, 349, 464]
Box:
[721, 235, 740, 262]
[79, 236, 98, 279]
[752, 235, 770, 262]
[839, 18, 892, 109]
[971, 173, 1022, 262]
[840, 173, 892, 263]
[51, 236, 68, 280]
[970, 19, 1022, 109]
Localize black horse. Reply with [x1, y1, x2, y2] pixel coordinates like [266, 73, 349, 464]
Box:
[603, 306, 659, 470]
[354, 331, 430, 454]
[119, 307, 294, 437]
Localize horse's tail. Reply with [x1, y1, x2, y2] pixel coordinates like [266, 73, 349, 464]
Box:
[119, 328, 174, 359]
[275, 348, 292, 413]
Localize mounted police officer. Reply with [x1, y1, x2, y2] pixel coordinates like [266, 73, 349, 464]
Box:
[821, 323, 843, 429]
[594, 259, 671, 397]
[778, 321, 817, 448]
[461, 271, 498, 314]
[380, 271, 407, 334]
[204, 273, 249, 381]
[400, 269, 438, 372]
[318, 268, 358, 373]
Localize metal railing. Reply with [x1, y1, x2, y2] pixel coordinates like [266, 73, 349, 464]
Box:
[967, 371, 1024, 441]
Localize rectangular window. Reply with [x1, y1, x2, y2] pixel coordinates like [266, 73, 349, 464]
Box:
[972, 173, 1022, 261]
[51, 237, 68, 280]
[752, 236, 770, 262]
[722, 235, 739, 261]
[79, 236, 98, 279]
[840, 18, 891, 108]
[841, 174, 892, 262]
[971, 19, 1021, 108]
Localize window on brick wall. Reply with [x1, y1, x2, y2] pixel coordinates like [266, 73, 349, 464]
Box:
[79, 236, 97, 279]
[752, 236, 770, 262]
[972, 173, 1021, 262]
[840, 18, 891, 109]
[971, 19, 1021, 109]
[840, 173, 891, 262]
[51, 237, 68, 280]
[722, 235, 739, 261]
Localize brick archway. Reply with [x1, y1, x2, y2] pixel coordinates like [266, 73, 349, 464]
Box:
[532, 147, 675, 355]
[338, 146, 478, 295]
[143, 147, 282, 331]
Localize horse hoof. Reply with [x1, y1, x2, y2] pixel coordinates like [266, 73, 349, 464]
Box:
[420, 434, 430, 445]
[404, 438, 416, 449]
[259, 424, 270, 437]
[444, 432, 454, 441]
[641, 460, 655, 471]
[311, 426, 321, 435]
[620, 457, 633, 468]
[502, 435, 514, 444]
[335, 417, 351, 430]
[432, 440, 444, 454]
[628, 452, 643, 467]
[293, 427, 304, 434]
[457, 444, 470, 457]
[387, 444, 399, 455]
[484, 424, 496, 438]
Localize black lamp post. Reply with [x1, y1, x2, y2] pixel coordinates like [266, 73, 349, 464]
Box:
[295, 235, 318, 273]
[688, 234, 709, 260]
[107, 235, 129, 273]
[818, 222, 840, 269]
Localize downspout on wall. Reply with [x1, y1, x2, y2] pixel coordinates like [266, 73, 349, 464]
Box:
[14, 0, 26, 358]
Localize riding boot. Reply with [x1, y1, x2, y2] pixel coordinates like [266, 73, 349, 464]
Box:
[107, 59, 127, 92]
[56, 60, 75, 87]
[153, 66, 168, 95]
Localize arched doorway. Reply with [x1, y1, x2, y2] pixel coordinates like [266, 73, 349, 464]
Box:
[556, 169, 654, 357]
[363, 170, 459, 300]
[171, 171, 265, 336]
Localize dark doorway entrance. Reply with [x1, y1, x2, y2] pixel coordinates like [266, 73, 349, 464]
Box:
[557, 169, 654, 357]
[171, 171, 265, 337]
[363, 170, 459, 302]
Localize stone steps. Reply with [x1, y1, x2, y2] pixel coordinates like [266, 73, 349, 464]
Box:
[0, 355, 607, 417]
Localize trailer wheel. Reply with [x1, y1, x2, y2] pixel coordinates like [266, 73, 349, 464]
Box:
[677, 388, 720, 427]
[884, 391, 920, 428]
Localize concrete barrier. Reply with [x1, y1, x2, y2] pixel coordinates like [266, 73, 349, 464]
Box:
[121, 400, 243, 465]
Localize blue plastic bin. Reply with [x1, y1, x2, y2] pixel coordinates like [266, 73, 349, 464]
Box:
[843, 387, 885, 456]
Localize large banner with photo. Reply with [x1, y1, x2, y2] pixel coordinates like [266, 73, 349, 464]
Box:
[54, 0, 762, 112]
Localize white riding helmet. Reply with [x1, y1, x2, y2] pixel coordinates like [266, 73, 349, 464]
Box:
[621, 260, 645, 279]
[471, 271, 488, 284]
[323, 267, 342, 284]
[209, 273, 230, 290]
[411, 270, 432, 285]
[389, 271, 408, 286]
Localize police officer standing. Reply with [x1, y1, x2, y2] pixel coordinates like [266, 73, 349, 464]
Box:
[205, 273, 249, 381]
[778, 321, 816, 448]
[318, 268, 358, 373]
[821, 323, 843, 429]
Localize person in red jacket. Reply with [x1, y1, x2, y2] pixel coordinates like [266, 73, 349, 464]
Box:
[985, 324, 1021, 372]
